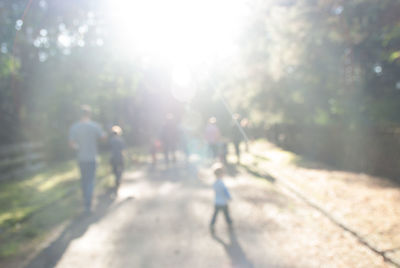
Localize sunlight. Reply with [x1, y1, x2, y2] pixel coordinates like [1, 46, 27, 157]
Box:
[105, 0, 246, 66]
[171, 65, 196, 102]
[172, 66, 191, 87]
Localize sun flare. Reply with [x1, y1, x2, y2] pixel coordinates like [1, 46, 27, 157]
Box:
[104, 0, 246, 66]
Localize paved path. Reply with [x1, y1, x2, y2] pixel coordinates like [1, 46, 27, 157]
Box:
[27, 162, 393, 268]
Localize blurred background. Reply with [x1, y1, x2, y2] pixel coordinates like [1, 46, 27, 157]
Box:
[1, 0, 400, 266]
[1, 0, 399, 178]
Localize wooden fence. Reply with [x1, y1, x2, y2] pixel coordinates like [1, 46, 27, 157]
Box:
[0, 142, 46, 181]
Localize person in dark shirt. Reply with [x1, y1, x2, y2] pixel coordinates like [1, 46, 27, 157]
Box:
[110, 125, 125, 190]
[231, 114, 242, 164]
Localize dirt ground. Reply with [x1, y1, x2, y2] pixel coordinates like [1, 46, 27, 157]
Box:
[24, 157, 395, 268]
[247, 141, 400, 267]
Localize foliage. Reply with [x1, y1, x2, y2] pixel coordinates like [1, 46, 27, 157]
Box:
[0, 0, 399, 159]
[0, 156, 114, 259]
[233, 0, 400, 128]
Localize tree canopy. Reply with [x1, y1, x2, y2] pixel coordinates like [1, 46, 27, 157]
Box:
[0, 0, 399, 159]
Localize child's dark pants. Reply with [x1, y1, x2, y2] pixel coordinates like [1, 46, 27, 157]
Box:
[210, 205, 232, 226]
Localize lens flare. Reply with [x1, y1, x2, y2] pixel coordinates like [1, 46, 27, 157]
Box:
[104, 0, 246, 66]
[171, 66, 196, 102]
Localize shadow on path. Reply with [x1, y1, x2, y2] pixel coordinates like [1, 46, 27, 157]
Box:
[147, 162, 205, 185]
[25, 190, 131, 268]
[225, 163, 239, 177]
[211, 228, 254, 268]
[240, 164, 276, 183]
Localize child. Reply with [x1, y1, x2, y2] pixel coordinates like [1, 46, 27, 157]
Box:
[210, 163, 232, 231]
[110, 125, 125, 190]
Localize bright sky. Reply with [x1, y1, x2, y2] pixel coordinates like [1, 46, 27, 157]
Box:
[102, 0, 248, 101]
[104, 0, 247, 66]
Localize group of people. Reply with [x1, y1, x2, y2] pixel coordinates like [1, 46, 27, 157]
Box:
[205, 114, 249, 164]
[69, 105, 243, 231]
[150, 114, 249, 166]
[69, 105, 125, 213]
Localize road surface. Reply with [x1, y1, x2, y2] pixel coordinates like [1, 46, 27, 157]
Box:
[26, 161, 393, 268]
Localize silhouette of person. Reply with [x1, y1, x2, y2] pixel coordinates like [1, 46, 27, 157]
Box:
[210, 163, 233, 232]
[205, 117, 221, 159]
[231, 114, 243, 164]
[69, 105, 106, 213]
[161, 113, 179, 165]
[109, 125, 125, 191]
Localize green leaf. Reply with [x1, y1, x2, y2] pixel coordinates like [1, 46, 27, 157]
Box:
[389, 51, 400, 62]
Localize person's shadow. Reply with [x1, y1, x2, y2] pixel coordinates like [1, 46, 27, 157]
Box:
[225, 163, 239, 177]
[211, 228, 254, 268]
[25, 190, 131, 268]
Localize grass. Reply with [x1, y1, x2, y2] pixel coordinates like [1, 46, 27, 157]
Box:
[0, 155, 116, 260]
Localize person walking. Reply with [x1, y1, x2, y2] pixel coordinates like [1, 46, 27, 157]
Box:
[69, 105, 106, 214]
[210, 163, 233, 232]
[109, 125, 125, 191]
[205, 117, 221, 159]
[231, 114, 243, 164]
[161, 113, 179, 165]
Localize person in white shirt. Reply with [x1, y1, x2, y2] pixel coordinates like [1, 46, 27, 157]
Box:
[210, 163, 232, 232]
